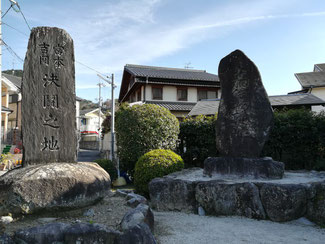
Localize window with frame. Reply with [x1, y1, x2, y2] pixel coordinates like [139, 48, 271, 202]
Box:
[152, 87, 163, 100]
[177, 88, 187, 101]
[198, 90, 207, 101]
[81, 118, 87, 125]
[198, 89, 217, 101]
[137, 90, 141, 101]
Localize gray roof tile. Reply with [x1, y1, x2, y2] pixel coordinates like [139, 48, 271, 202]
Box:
[189, 94, 325, 116]
[145, 100, 196, 111]
[125, 64, 219, 82]
[295, 71, 325, 88]
[2, 73, 22, 89]
[315, 63, 325, 72]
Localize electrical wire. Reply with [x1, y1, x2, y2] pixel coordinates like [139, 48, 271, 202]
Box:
[2, 22, 29, 37]
[2, 4, 12, 18]
[16, 3, 31, 31]
[1, 39, 24, 62]
[76, 60, 108, 77]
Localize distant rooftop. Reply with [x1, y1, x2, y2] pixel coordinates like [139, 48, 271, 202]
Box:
[315, 63, 325, 72]
[2, 73, 22, 89]
[295, 72, 325, 88]
[188, 93, 325, 116]
[125, 64, 219, 82]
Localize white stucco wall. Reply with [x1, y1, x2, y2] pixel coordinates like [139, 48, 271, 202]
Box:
[145, 85, 152, 100]
[76, 100, 80, 131]
[163, 86, 177, 101]
[311, 87, 325, 113]
[188, 88, 197, 102]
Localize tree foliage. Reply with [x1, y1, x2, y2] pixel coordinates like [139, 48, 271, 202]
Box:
[178, 114, 218, 168]
[262, 109, 325, 170]
[115, 103, 179, 176]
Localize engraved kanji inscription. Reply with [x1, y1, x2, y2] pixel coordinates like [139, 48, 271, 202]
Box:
[43, 113, 60, 128]
[54, 56, 64, 69]
[54, 44, 65, 56]
[43, 95, 59, 109]
[41, 136, 59, 151]
[39, 42, 50, 65]
[43, 73, 60, 87]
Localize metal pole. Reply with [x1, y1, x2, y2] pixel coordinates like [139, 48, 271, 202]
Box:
[98, 82, 102, 151]
[110, 74, 118, 176]
[0, 0, 3, 153]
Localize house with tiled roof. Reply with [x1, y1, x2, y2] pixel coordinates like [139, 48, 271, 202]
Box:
[189, 93, 325, 117]
[294, 63, 325, 113]
[118, 64, 220, 118]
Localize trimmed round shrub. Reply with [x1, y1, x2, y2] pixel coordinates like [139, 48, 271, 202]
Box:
[116, 103, 179, 176]
[134, 149, 184, 196]
[94, 159, 118, 181]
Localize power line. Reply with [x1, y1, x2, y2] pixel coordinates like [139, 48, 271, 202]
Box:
[1, 39, 24, 62]
[16, 3, 31, 31]
[76, 60, 108, 77]
[2, 22, 29, 37]
[2, 5, 12, 18]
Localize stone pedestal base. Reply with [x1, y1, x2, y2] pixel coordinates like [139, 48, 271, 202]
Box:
[204, 157, 284, 179]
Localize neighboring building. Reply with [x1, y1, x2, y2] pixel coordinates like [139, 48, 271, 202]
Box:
[188, 93, 325, 117]
[1, 73, 20, 144]
[79, 108, 106, 141]
[118, 64, 220, 118]
[294, 63, 325, 113]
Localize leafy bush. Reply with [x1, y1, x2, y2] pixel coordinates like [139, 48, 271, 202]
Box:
[178, 114, 218, 168]
[262, 109, 325, 170]
[94, 159, 118, 181]
[115, 103, 179, 176]
[134, 149, 184, 196]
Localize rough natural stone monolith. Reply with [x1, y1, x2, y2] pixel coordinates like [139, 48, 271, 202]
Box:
[22, 27, 77, 165]
[216, 49, 273, 157]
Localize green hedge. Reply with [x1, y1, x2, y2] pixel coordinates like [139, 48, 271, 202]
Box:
[262, 109, 325, 170]
[179, 110, 325, 170]
[178, 115, 218, 168]
[134, 149, 184, 196]
[94, 159, 118, 181]
[115, 103, 179, 176]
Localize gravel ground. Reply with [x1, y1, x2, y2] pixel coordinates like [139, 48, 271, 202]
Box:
[154, 211, 325, 244]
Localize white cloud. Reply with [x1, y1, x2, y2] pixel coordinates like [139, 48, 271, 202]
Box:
[25, 0, 325, 81]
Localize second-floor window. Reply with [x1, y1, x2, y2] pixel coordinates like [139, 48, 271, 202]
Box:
[152, 87, 163, 100]
[177, 88, 187, 101]
[198, 89, 217, 101]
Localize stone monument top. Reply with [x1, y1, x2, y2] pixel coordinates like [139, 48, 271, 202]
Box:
[204, 49, 284, 179]
[216, 49, 273, 158]
[22, 27, 77, 165]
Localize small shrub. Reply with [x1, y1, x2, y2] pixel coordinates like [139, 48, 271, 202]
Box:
[134, 149, 184, 196]
[116, 103, 179, 176]
[94, 159, 118, 181]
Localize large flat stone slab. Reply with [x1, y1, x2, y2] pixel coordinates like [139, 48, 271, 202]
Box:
[204, 157, 284, 179]
[149, 168, 325, 224]
[0, 162, 110, 216]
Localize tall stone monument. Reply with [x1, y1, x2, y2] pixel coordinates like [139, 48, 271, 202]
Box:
[22, 27, 77, 165]
[0, 27, 111, 217]
[204, 50, 284, 178]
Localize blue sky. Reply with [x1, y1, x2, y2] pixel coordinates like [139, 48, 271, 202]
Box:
[2, 0, 325, 102]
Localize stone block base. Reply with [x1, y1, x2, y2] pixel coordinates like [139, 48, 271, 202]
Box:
[149, 168, 325, 225]
[204, 157, 284, 179]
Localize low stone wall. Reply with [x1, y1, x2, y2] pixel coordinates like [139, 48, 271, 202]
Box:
[149, 168, 325, 225]
[79, 141, 99, 150]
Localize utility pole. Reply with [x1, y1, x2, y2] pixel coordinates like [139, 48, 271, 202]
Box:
[97, 73, 117, 174]
[97, 81, 105, 151]
[0, 0, 3, 153]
